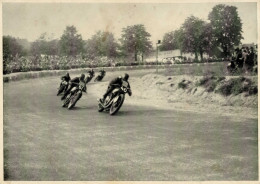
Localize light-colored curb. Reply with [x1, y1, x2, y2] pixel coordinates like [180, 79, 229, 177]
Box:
[3, 65, 169, 82]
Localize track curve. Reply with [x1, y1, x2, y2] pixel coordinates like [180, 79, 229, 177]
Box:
[3, 70, 258, 181]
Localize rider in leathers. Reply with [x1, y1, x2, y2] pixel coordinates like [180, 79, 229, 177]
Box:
[61, 73, 86, 100]
[59, 72, 71, 88]
[99, 73, 132, 103]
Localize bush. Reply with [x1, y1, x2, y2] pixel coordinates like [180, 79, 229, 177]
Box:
[216, 77, 257, 96]
[196, 73, 226, 92]
[178, 79, 191, 89]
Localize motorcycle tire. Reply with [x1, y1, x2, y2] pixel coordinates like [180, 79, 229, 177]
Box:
[109, 94, 125, 115]
[62, 95, 71, 107]
[98, 103, 104, 112]
[68, 92, 81, 109]
[94, 77, 99, 82]
[57, 85, 65, 96]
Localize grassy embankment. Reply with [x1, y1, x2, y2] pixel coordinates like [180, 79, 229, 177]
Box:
[138, 62, 257, 108]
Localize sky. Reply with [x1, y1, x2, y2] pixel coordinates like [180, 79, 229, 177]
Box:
[2, 2, 258, 47]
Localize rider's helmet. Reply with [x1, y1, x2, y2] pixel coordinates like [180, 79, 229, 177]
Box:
[123, 73, 129, 81]
[66, 72, 70, 77]
[80, 73, 85, 81]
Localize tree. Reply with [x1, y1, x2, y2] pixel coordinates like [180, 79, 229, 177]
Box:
[160, 31, 178, 51]
[3, 36, 25, 60]
[208, 4, 243, 57]
[85, 31, 118, 59]
[200, 23, 214, 57]
[120, 24, 153, 61]
[59, 26, 84, 57]
[180, 16, 210, 60]
[30, 33, 59, 56]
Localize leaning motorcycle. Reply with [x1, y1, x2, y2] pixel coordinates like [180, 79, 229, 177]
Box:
[97, 81, 131, 115]
[62, 81, 86, 109]
[85, 72, 95, 84]
[57, 79, 69, 96]
[94, 71, 106, 82]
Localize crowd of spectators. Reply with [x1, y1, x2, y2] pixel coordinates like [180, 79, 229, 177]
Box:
[3, 46, 258, 75]
[3, 55, 116, 74]
[230, 46, 257, 73]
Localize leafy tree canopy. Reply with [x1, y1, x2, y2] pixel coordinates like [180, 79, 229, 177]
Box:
[59, 26, 84, 57]
[3, 36, 26, 60]
[181, 16, 209, 60]
[208, 4, 243, 56]
[120, 24, 152, 61]
[85, 31, 118, 59]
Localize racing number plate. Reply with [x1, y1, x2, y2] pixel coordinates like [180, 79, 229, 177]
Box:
[122, 81, 128, 88]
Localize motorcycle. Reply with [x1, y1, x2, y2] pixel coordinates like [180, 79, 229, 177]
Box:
[85, 72, 95, 84]
[57, 79, 69, 96]
[62, 81, 86, 109]
[97, 81, 131, 115]
[94, 71, 106, 82]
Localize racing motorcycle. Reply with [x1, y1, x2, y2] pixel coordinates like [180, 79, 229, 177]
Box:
[62, 81, 87, 109]
[97, 81, 131, 115]
[85, 72, 95, 84]
[94, 71, 106, 82]
[57, 79, 69, 96]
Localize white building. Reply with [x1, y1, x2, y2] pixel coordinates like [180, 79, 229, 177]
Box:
[145, 49, 209, 63]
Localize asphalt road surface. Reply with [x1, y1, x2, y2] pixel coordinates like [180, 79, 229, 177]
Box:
[3, 70, 258, 181]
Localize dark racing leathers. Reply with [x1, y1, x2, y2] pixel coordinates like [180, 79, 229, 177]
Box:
[85, 70, 95, 83]
[99, 70, 106, 77]
[102, 76, 131, 101]
[60, 75, 71, 89]
[61, 77, 83, 100]
[61, 75, 71, 82]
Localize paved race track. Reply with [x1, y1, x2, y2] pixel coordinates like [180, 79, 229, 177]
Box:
[3, 70, 258, 181]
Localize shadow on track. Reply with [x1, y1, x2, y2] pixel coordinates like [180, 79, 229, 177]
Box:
[112, 108, 173, 117]
[65, 106, 93, 110]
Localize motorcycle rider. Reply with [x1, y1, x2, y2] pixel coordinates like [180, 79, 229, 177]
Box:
[59, 72, 71, 91]
[89, 69, 95, 76]
[99, 68, 106, 77]
[99, 73, 132, 103]
[60, 72, 71, 83]
[61, 73, 86, 100]
[85, 69, 95, 83]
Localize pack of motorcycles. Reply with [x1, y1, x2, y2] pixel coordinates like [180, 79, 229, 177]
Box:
[57, 70, 131, 115]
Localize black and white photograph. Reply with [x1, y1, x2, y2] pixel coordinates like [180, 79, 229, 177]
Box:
[2, 0, 259, 181]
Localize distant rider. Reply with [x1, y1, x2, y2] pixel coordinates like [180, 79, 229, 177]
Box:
[59, 72, 71, 90]
[99, 68, 106, 77]
[61, 73, 86, 100]
[60, 72, 71, 83]
[99, 73, 132, 103]
[88, 69, 95, 77]
[85, 69, 95, 83]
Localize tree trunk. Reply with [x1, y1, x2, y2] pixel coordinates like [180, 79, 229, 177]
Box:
[222, 45, 229, 57]
[194, 52, 198, 61]
[200, 51, 203, 61]
[135, 51, 138, 61]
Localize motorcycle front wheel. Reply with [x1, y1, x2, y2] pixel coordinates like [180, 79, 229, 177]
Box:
[62, 94, 71, 107]
[98, 103, 104, 112]
[94, 76, 98, 82]
[68, 91, 81, 109]
[57, 85, 65, 96]
[109, 94, 125, 115]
